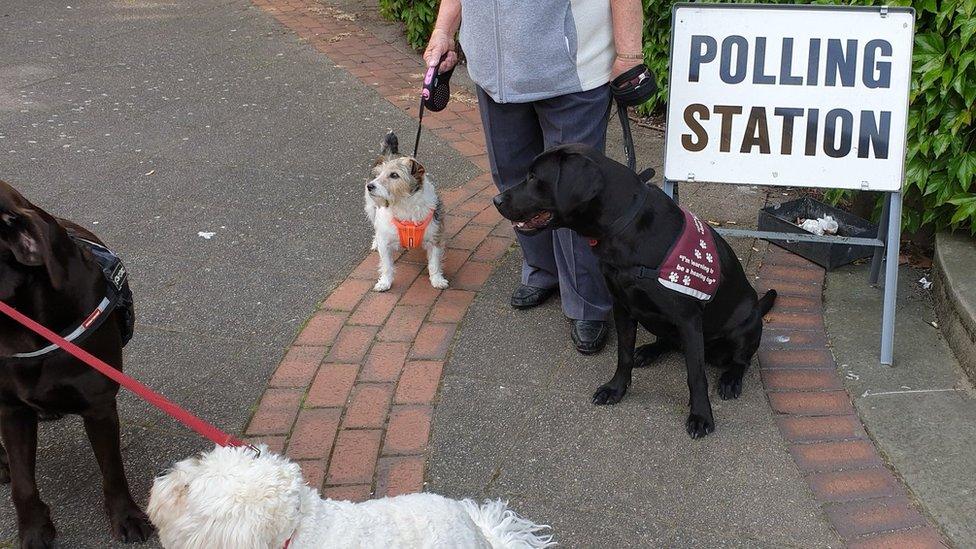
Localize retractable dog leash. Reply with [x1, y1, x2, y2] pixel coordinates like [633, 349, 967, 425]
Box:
[0, 300, 254, 452]
[610, 63, 658, 175]
[413, 54, 454, 158]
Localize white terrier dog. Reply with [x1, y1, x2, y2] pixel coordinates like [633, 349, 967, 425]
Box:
[148, 445, 555, 549]
[365, 131, 448, 292]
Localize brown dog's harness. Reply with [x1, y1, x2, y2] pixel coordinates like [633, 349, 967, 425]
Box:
[393, 209, 435, 249]
[633, 208, 721, 302]
[11, 236, 134, 359]
[587, 186, 721, 302]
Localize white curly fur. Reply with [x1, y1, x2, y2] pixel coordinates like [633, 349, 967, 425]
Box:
[149, 445, 555, 549]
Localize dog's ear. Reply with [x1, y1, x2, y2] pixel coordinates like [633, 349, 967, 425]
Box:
[147, 463, 192, 546]
[0, 209, 67, 290]
[555, 151, 604, 212]
[409, 159, 425, 192]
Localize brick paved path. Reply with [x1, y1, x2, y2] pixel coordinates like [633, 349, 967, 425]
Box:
[244, 0, 509, 502]
[244, 1, 946, 546]
[756, 248, 945, 547]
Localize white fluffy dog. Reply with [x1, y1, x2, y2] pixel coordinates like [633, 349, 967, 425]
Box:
[148, 445, 555, 549]
[365, 131, 448, 292]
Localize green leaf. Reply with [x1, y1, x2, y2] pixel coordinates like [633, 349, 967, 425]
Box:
[949, 200, 976, 225]
[933, 133, 954, 157]
[962, 17, 976, 48]
[915, 33, 946, 55]
[918, 0, 939, 14]
[957, 153, 976, 191]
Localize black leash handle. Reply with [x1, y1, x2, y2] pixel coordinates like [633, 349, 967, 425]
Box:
[413, 54, 452, 158]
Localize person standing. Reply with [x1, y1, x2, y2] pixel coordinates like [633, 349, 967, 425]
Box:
[424, 0, 644, 354]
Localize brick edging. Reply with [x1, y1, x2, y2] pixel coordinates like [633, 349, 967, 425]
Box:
[756, 246, 947, 547]
[243, 0, 508, 501]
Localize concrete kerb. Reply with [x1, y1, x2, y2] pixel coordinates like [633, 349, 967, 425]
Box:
[933, 231, 976, 383]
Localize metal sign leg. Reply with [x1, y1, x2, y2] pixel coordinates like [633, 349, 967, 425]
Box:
[880, 191, 902, 365]
[869, 192, 891, 286]
[663, 179, 676, 200]
[663, 179, 679, 204]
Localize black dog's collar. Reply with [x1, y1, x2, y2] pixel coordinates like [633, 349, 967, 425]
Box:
[589, 185, 649, 247]
[11, 236, 133, 359]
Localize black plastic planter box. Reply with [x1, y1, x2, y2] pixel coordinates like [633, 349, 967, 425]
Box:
[757, 197, 879, 270]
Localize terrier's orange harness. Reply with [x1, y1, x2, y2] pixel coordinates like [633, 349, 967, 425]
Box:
[392, 209, 435, 249]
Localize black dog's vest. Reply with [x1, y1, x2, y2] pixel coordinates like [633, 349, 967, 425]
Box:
[12, 236, 134, 359]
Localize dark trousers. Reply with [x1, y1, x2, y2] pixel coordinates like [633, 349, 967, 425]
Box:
[477, 85, 612, 321]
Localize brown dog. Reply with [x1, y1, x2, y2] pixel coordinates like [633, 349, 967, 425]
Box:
[0, 180, 153, 547]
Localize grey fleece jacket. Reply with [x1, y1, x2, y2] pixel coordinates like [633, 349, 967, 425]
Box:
[459, 0, 615, 103]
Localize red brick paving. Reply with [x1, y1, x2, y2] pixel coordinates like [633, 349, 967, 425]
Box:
[847, 526, 946, 549]
[242, 3, 946, 546]
[244, 0, 513, 504]
[825, 497, 928, 540]
[757, 247, 946, 545]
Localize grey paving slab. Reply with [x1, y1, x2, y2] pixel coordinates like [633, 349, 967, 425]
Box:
[429, 252, 841, 548]
[0, 0, 475, 544]
[825, 265, 976, 547]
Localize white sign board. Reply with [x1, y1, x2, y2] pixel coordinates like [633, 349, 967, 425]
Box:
[664, 4, 914, 191]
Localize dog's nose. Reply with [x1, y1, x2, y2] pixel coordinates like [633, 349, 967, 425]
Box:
[492, 194, 504, 209]
[366, 183, 376, 192]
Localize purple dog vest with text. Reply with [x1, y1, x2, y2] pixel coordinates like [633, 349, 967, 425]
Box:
[657, 208, 721, 301]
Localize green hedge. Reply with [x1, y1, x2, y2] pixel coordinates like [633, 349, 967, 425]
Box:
[379, 0, 439, 50]
[380, 0, 976, 234]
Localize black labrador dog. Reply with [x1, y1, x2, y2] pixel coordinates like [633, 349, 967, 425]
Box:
[493, 145, 776, 438]
[0, 181, 153, 547]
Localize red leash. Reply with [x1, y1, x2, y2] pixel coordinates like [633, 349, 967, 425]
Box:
[0, 300, 248, 449]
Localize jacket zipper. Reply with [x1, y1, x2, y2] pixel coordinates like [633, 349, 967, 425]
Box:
[491, 0, 505, 102]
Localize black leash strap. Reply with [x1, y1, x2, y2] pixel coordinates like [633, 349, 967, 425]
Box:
[413, 96, 426, 158]
[617, 100, 637, 172]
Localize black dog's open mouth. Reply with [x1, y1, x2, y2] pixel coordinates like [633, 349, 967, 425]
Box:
[512, 211, 553, 234]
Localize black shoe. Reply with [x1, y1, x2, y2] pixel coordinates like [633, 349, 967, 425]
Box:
[511, 284, 557, 309]
[571, 320, 609, 355]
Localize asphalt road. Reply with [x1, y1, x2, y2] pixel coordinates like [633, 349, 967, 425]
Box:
[0, 0, 474, 545]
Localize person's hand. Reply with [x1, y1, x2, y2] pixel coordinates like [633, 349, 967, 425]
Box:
[424, 29, 459, 73]
[611, 55, 642, 80]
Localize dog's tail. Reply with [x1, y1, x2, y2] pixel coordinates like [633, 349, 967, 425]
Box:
[461, 499, 557, 549]
[381, 130, 399, 156]
[759, 289, 778, 316]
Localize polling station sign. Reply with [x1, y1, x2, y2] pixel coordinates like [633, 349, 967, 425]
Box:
[664, 4, 915, 191]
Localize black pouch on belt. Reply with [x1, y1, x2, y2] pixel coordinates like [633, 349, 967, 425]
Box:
[610, 63, 658, 107]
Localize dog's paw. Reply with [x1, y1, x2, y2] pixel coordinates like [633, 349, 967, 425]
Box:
[373, 279, 392, 292]
[685, 413, 715, 439]
[718, 371, 744, 400]
[109, 507, 154, 543]
[20, 521, 56, 549]
[633, 341, 669, 368]
[592, 383, 627, 405]
[429, 275, 449, 289]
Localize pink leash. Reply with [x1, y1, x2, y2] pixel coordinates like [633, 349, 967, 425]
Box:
[0, 300, 249, 449]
